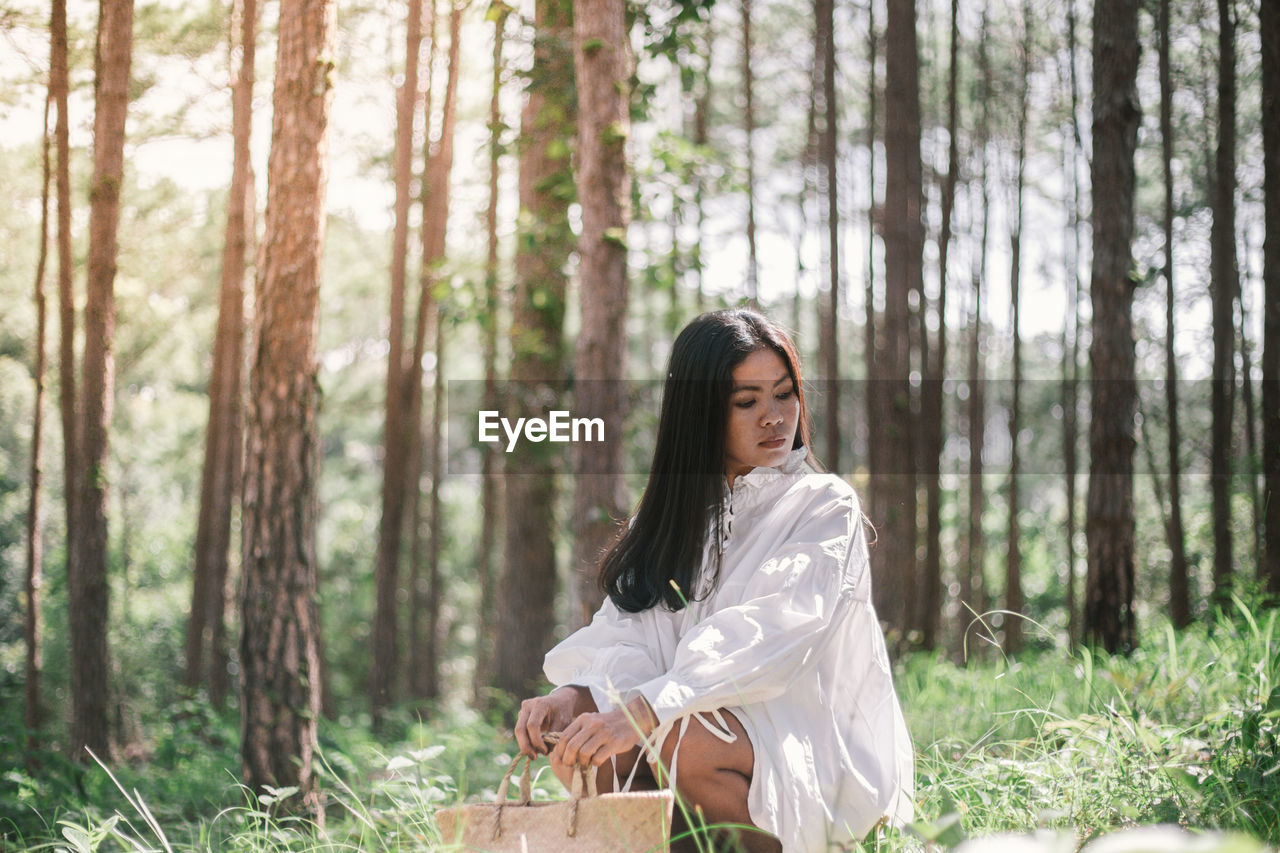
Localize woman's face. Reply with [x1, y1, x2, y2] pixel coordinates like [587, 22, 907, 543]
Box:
[723, 347, 800, 487]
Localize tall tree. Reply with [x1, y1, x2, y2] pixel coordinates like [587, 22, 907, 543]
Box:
[1062, 0, 1084, 644]
[52, 0, 78, 740]
[920, 0, 958, 652]
[571, 0, 631, 628]
[1005, 5, 1031, 655]
[238, 0, 335, 814]
[69, 0, 136, 760]
[1210, 0, 1237, 606]
[409, 0, 463, 701]
[815, 0, 840, 474]
[475, 0, 509, 703]
[25, 85, 53, 746]
[186, 0, 257, 709]
[492, 0, 574, 702]
[1084, 0, 1141, 654]
[741, 0, 758, 301]
[871, 0, 922, 640]
[372, 0, 425, 722]
[1262, 0, 1280, 600]
[1157, 0, 1191, 627]
[406, 0, 439, 702]
[863, 0, 878, 503]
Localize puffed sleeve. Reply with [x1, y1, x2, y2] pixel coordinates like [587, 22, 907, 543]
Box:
[543, 595, 679, 713]
[631, 482, 861, 725]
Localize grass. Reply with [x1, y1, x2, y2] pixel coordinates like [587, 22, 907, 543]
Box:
[2, 598, 1278, 851]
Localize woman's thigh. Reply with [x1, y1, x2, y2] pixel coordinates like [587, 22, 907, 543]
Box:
[651, 708, 755, 783]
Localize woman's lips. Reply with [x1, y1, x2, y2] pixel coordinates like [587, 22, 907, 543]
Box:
[760, 437, 787, 448]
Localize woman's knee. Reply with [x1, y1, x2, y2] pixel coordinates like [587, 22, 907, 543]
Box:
[650, 709, 754, 781]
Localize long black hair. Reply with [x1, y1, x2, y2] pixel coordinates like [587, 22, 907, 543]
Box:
[599, 308, 818, 613]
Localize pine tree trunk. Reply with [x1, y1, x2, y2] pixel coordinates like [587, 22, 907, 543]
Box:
[71, 0, 135, 761]
[425, 296, 446, 701]
[372, 0, 424, 723]
[1157, 0, 1191, 627]
[475, 3, 508, 704]
[1261, 0, 1280, 601]
[1239, 285, 1262, 572]
[873, 0, 922, 641]
[571, 0, 630, 629]
[408, 0, 462, 701]
[53, 0, 80, 735]
[1005, 7, 1030, 655]
[25, 87, 52, 747]
[406, 0, 438, 703]
[921, 0, 958, 652]
[1084, 0, 1140, 654]
[693, 21, 711, 313]
[1210, 0, 1237, 606]
[815, 0, 840, 475]
[238, 0, 334, 815]
[741, 0, 758, 302]
[961, 1, 992, 653]
[864, 0, 878, 497]
[1064, 0, 1083, 644]
[493, 0, 574, 704]
[187, 0, 256, 709]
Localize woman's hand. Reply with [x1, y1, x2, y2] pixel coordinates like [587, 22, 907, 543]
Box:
[550, 695, 658, 768]
[514, 686, 589, 756]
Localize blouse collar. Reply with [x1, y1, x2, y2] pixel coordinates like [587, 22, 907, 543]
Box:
[724, 444, 811, 496]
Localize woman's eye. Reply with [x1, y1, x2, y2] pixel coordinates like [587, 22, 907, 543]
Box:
[735, 399, 754, 409]
[777, 390, 793, 400]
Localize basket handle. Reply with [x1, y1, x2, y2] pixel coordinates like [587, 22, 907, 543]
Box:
[491, 732, 601, 841]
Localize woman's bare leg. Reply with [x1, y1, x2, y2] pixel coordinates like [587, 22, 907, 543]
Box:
[653, 710, 781, 853]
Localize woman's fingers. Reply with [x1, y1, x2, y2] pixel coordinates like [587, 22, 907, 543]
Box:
[515, 697, 550, 756]
[552, 712, 634, 767]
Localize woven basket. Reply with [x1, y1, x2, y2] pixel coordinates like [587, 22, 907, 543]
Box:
[434, 749, 672, 853]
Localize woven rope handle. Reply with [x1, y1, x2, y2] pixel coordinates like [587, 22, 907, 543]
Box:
[492, 732, 601, 841]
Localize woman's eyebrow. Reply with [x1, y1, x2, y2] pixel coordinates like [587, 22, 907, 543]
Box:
[731, 376, 791, 392]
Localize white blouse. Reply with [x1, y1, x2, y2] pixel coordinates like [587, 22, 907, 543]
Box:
[543, 445, 915, 851]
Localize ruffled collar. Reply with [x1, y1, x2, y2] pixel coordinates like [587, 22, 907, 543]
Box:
[723, 444, 811, 497]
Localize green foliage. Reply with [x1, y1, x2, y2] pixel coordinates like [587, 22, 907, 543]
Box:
[5, 601, 1280, 850]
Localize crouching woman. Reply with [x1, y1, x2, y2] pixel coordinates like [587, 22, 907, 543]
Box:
[513, 308, 915, 852]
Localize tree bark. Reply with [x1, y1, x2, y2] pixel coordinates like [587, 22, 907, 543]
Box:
[570, 0, 630, 629]
[406, 0, 461, 702]
[741, 0, 758, 302]
[1262, 0, 1280, 601]
[814, 0, 840, 475]
[52, 0, 80, 741]
[493, 0, 574, 704]
[1084, 0, 1140, 654]
[475, 0, 508, 705]
[1063, 0, 1083, 645]
[238, 0, 334, 815]
[872, 0, 922, 642]
[864, 0, 878, 508]
[187, 0, 256, 710]
[372, 0, 424, 722]
[1005, 7, 1030, 655]
[921, 0, 958, 652]
[1156, 0, 1191, 628]
[1210, 0, 1237, 606]
[71, 0, 135, 761]
[26, 86, 53, 748]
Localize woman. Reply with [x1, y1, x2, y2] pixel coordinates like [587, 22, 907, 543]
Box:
[513, 309, 914, 852]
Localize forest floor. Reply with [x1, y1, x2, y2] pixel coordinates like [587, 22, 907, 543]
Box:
[2, 598, 1278, 852]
